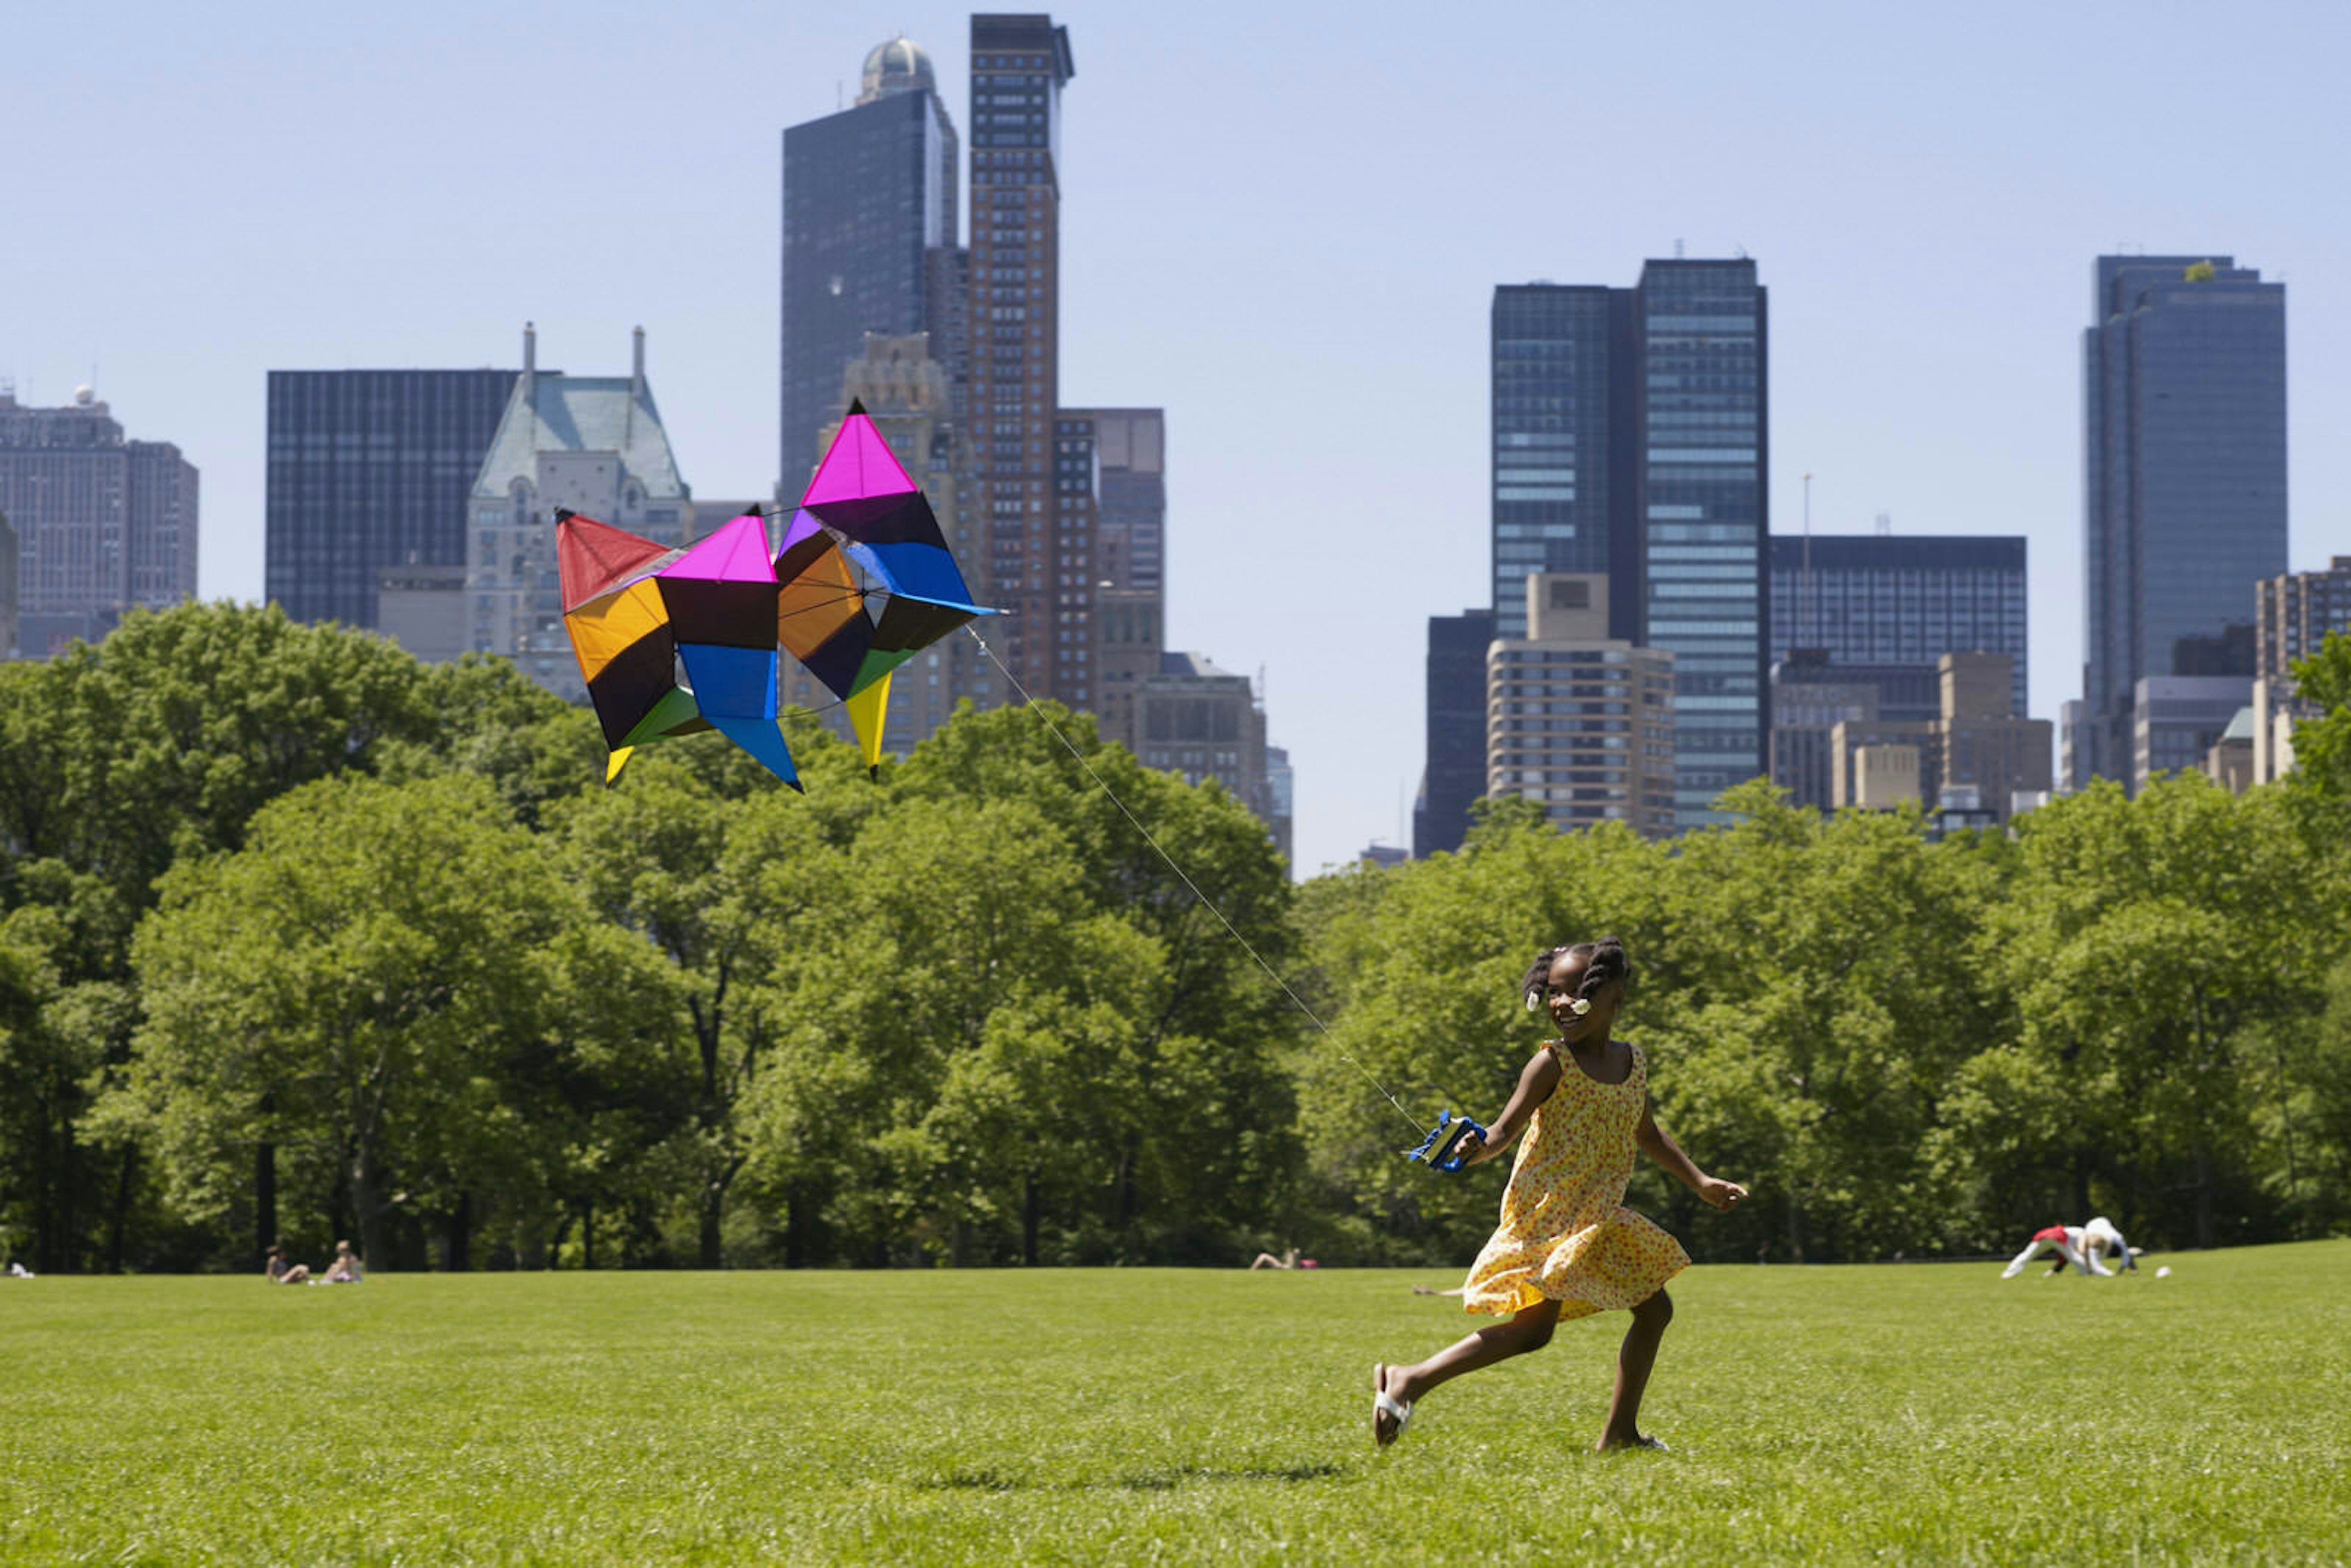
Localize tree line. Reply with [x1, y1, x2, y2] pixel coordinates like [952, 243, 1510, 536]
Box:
[4, 602, 2349, 1272]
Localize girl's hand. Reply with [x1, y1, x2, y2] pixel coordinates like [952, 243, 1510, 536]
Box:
[1697, 1176, 1747, 1212]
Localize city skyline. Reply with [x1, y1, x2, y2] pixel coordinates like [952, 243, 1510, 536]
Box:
[9, 3, 2351, 873]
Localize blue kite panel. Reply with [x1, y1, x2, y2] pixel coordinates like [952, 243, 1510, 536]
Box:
[677, 642, 779, 719]
[844, 541, 985, 612]
[709, 715, 803, 791]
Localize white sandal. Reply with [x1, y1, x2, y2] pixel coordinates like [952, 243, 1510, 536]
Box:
[1371, 1363, 1413, 1446]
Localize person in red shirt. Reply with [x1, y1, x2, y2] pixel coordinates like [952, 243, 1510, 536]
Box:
[2001, 1224, 2086, 1277]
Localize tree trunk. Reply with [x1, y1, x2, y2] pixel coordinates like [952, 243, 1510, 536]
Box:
[785, 1184, 812, 1269]
[699, 1179, 725, 1270]
[1022, 1171, 1040, 1267]
[1784, 1189, 1805, 1264]
[582, 1202, 596, 1271]
[1115, 1139, 1138, 1231]
[446, 1191, 472, 1272]
[350, 1141, 388, 1272]
[40, 1112, 81, 1274]
[2194, 1139, 2216, 1250]
[107, 1141, 137, 1274]
[2274, 1035, 2304, 1235]
[254, 1138, 277, 1269]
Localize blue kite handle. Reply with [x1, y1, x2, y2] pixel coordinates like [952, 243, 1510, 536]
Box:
[1403, 1111, 1487, 1174]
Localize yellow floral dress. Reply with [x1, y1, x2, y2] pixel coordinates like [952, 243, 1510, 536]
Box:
[1460, 1040, 1688, 1319]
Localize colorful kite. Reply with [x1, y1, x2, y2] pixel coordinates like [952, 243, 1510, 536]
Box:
[555, 400, 996, 788]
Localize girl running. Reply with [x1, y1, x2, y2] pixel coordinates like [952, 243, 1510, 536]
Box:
[1372, 937, 1746, 1452]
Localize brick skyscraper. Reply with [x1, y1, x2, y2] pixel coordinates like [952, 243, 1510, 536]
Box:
[967, 14, 1079, 703]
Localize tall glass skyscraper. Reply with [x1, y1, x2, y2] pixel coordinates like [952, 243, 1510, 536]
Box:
[1488, 258, 1767, 829]
[2081, 255, 2285, 787]
[1638, 260, 1768, 826]
[1488, 287, 1631, 640]
[264, 370, 516, 630]
[780, 37, 959, 494]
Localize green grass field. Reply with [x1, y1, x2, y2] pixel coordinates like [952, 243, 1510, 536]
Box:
[5, 1243, 2348, 1566]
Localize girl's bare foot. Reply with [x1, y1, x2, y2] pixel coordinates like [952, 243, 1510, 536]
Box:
[1594, 1429, 1668, 1454]
[1371, 1363, 1410, 1447]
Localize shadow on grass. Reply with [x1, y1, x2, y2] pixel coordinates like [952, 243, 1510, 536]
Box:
[930, 1462, 1350, 1493]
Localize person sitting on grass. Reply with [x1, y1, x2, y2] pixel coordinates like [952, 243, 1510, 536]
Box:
[321, 1240, 364, 1283]
[1371, 937, 1747, 1454]
[1250, 1248, 1299, 1270]
[264, 1244, 310, 1285]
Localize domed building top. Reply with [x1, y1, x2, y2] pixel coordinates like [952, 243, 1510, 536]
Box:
[858, 35, 934, 103]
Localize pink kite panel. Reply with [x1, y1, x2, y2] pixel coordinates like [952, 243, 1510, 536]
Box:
[800, 415, 918, 507]
[660, 512, 776, 585]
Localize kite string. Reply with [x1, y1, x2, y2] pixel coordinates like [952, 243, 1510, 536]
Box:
[962, 626, 1431, 1135]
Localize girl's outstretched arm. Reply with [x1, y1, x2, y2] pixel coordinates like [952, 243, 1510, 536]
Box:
[1636, 1096, 1747, 1211]
[1460, 1050, 1563, 1166]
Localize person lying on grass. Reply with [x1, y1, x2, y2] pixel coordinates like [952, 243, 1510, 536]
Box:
[1372, 936, 1747, 1454]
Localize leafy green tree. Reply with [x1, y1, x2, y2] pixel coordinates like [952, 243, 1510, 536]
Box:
[0, 604, 438, 1270]
[1986, 775, 2342, 1248]
[1649, 784, 2004, 1262]
[744, 795, 1164, 1264]
[2286, 631, 2351, 802]
[551, 718, 875, 1269]
[109, 773, 645, 1268]
[878, 702, 1300, 1261]
[380, 653, 603, 830]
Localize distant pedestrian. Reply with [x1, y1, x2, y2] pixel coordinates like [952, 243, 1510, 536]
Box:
[1369, 937, 1745, 1453]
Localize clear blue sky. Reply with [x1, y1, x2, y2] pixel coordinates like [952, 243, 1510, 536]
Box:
[7, 2, 2348, 875]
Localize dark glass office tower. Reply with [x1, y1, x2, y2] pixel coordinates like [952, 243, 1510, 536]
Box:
[2082, 255, 2286, 786]
[1414, 607, 1497, 858]
[780, 39, 959, 491]
[1489, 287, 1635, 640]
[969, 14, 1078, 702]
[1770, 534, 2028, 715]
[263, 369, 514, 628]
[1637, 260, 1768, 828]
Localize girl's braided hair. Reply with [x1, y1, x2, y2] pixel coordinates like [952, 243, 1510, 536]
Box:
[1520, 936, 1630, 1012]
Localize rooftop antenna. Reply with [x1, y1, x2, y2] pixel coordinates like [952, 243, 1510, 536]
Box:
[1875, 510, 1892, 538]
[838, 80, 845, 110]
[1674, 237, 1685, 259]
